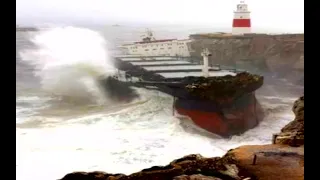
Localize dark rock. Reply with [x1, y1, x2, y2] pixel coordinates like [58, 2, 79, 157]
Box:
[60, 154, 248, 180]
[275, 96, 304, 146]
[173, 174, 222, 180]
[59, 171, 114, 180]
[118, 164, 183, 180]
[170, 154, 204, 165]
[228, 144, 304, 180]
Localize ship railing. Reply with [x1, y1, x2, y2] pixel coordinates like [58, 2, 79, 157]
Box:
[215, 64, 248, 73]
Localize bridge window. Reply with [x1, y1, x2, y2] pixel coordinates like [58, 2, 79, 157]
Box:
[145, 49, 149, 51]
[168, 47, 172, 49]
[153, 49, 157, 51]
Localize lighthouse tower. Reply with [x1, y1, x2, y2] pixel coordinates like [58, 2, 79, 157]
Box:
[232, 0, 251, 35]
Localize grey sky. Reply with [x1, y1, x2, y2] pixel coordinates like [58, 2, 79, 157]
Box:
[17, 0, 304, 32]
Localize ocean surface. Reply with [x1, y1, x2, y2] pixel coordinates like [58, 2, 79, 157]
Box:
[16, 25, 304, 180]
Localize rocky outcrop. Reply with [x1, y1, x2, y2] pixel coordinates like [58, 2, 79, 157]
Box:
[274, 96, 304, 146]
[60, 146, 303, 180]
[228, 144, 304, 180]
[60, 154, 253, 180]
[173, 174, 222, 180]
[60, 96, 304, 180]
[187, 34, 304, 83]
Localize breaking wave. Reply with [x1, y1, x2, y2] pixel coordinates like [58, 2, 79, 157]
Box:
[19, 26, 117, 105]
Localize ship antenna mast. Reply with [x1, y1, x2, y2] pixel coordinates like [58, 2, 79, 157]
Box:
[141, 28, 156, 42]
[147, 28, 156, 40]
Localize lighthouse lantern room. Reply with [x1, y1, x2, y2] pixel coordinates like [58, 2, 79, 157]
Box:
[232, 0, 251, 35]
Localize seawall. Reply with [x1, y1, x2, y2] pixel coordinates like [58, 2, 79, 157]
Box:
[187, 33, 304, 84]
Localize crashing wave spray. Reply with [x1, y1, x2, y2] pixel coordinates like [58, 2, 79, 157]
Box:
[19, 26, 117, 105]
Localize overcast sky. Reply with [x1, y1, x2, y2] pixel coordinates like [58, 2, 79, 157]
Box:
[16, 0, 304, 32]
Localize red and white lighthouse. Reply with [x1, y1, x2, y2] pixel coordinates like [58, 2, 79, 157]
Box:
[232, 0, 251, 35]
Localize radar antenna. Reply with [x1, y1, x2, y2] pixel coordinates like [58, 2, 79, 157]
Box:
[141, 28, 156, 42]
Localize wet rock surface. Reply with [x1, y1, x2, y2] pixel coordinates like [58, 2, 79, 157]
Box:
[60, 153, 253, 180]
[173, 174, 222, 180]
[229, 144, 304, 180]
[60, 96, 304, 180]
[275, 96, 304, 147]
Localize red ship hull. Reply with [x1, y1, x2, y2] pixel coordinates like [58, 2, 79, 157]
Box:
[174, 93, 263, 137]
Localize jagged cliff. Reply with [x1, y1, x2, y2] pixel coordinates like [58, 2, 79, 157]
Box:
[187, 34, 304, 84]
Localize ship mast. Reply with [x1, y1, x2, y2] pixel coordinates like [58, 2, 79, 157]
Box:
[201, 48, 211, 78]
[141, 28, 156, 42]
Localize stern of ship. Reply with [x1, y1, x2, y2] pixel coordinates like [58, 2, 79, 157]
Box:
[175, 92, 264, 137]
[174, 72, 264, 137]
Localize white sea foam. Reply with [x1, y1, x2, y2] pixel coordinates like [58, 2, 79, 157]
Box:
[19, 26, 117, 105]
[16, 89, 296, 180]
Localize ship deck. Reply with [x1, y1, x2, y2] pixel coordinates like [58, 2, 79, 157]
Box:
[115, 56, 237, 79]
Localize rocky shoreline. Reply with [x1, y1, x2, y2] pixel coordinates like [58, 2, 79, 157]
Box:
[60, 96, 304, 180]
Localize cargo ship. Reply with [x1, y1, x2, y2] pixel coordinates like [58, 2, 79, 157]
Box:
[110, 50, 264, 137]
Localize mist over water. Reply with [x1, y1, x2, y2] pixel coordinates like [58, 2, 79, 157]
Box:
[16, 26, 303, 180]
[19, 27, 116, 105]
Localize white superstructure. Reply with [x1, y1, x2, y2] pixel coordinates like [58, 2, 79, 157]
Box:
[119, 29, 192, 57]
